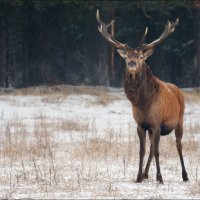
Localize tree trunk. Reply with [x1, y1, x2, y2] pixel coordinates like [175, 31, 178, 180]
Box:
[97, 47, 109, 86]
[110, 10, 115, 82]
[192, 0, 200, 86]
[3, 8, 10, 88]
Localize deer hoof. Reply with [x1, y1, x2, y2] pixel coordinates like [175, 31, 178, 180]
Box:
[135, 175, 143, 183]
[156, 174, 164, 184]
[182, 171, 189, 182]
[143, 173, 148, 179]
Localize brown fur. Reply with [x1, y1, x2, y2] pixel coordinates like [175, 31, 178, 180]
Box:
[124, 63, 158, 110]
[124, 63, 183, 134]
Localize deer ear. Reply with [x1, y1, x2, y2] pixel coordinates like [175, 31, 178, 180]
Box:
[117, 49, 127, 58]
[144, 48, 154, 60]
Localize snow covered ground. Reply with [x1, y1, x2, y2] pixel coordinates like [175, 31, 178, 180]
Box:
[0, 85, 199, 199]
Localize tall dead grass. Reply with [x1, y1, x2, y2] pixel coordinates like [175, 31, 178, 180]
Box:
[0, 113, 199, 198]
[0, 87, 199, 198]
[0, 85, 122, 105]
[183, 88, 200, 103]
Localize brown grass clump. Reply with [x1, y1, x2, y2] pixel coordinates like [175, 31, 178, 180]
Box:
[183, 88, 200, 103]
[73, 138, 136, 161]
[34, 113, 90, 132]
[91, 93, 121, 106]
[0, 85, 122, 105]
[71, 126, 136, 161]
[1, 119, 56, 160]
[58, 119, 89, 132]
[0, 85, 109, 96]
[0, 117, 61, 196]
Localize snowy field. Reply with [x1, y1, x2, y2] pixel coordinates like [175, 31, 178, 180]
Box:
[0, 85, 199, 199]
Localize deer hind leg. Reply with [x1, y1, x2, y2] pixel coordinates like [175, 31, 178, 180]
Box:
[153, 128, 163, 183]
[136, 125, 146, 183]
[175, 123, 189, 181]
[143, 131, 153, 179]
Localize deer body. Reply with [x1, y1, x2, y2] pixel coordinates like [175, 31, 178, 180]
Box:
[124, 65, 183, 136]
[96, 10, 188, 183]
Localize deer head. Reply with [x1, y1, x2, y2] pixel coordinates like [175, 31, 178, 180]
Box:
[96, 9, 179, 76]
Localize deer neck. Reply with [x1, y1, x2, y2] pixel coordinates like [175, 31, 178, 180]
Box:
[123, 63, 159, 109]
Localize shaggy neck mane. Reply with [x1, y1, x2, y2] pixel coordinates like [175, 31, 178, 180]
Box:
[123, 63, 159, 109]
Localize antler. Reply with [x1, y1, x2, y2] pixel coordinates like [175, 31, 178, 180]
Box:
[96, 9, 130, 50]
[139, 27, 148, 48]
[141, 18, 179, 50]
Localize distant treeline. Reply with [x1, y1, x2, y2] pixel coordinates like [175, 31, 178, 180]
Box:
[0, 0, 199, 88]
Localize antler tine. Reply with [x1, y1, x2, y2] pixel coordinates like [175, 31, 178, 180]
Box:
[139, 27, 148, 49]
[106, 19, 115, 29]
[96, 9, 130, 50]
[142, 18, 179, 50]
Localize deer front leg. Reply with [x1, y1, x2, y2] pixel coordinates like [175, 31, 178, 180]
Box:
[143, 131, 153, 179]
[136, 125, 146, 183]
[153, 128, 163, 184]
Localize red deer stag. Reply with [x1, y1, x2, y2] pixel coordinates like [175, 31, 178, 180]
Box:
[96, 9, 188, 183]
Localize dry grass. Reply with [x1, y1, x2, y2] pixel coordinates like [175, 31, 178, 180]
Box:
[183, 88, 200, 103]
[1, 118, 57, 161]
[1, 85, 200, 104]
[0, 114, 200, 198]
[73, 136, 134, 161]
[0, 86, 200, 198]
[0, 85, 121, 105]
[0, 119, 59, 199]
[33, 113, 90, 132]
[0, 85, 109, 96]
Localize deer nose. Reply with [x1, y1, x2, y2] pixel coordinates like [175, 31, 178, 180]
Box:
[128, 61, 136, 68]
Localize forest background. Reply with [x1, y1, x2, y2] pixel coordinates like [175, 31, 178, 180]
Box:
[0, 0, 199, 88]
